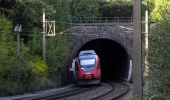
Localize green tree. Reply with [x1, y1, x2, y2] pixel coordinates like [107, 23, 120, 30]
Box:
[101, 1, 133, 17]
[45, 0, 72, 31]
[144, 0, 170, 99]
[70, 0, 100, 17]
[145, 0, 170, 21]
[0, 15, 49, 96]
[44, 0, 71, 80]
[0, 16, 13, 42]
[46, 36, 69, 79]
[0, 0, 72, 95]
[148, 20, 170, 99]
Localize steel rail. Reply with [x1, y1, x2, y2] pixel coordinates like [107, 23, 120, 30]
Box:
[111, 82, 130, 100]
[30, 85, 99, 100]
[90, 82, 130, 100]
[90, 83, 115, 100]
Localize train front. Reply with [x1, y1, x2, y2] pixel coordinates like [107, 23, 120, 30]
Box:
[76, 51, 101, 85]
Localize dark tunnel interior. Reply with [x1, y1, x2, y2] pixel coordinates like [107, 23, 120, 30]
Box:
[78, 39, 130, 82]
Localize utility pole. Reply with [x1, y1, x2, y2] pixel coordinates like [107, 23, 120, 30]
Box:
[133, 0, 143, 99]
[17, 33, 20, 56]
[42, 9, 46, 63]
[14, 24, 22, 57]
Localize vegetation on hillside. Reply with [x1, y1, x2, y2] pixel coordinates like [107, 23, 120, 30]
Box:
[0, 0, 70, 96]
[70, 0, 133, 18]
[100, 0, 133, 17]
[70, 0, 100, 18]
[144, 0, 170, 99]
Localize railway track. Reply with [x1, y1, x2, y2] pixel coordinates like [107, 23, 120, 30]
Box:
[56, 82, 129, 100]
[27, 85, 99, 100]
[20, 82, 130, 100]
[90, 82, 129, 100]
[90, 83, 115, 100]
[111, 82, 130, 100]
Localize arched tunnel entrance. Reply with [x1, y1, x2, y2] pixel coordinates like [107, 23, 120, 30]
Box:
[77, 38, 130, 82]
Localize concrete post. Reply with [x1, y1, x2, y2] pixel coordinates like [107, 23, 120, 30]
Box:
[144, 10, 149, 76]
[42, 9, 46, 63]
[17, 33, 20, 56]
[133, 0, 143, 99]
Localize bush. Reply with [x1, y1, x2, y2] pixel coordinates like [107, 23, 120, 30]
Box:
[147, 20, 170, 99]
[0, 16, 51, 96]
[0, 0, 71, 96]
[46, 35, 69, 79]
[0, 43, 50, 96]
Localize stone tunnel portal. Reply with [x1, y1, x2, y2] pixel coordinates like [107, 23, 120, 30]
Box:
[77, 38, 130, 82]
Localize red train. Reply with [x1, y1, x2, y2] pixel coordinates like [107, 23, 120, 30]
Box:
[70, 50, 101, 85]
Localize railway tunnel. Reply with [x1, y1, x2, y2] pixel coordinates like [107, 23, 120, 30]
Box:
[77, 38, 130, 82]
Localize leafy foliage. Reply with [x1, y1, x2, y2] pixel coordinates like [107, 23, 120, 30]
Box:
[147, 20, 170, 100]
[27, 56, 47, 77]
[43, 0, 70, 80]
[0, 15, 50, 96]
[144, 0, 170, 21]
[0, 0, 71, 96]
[143, 0, 170, 99]
[27, 28, 41, 55]
[46, 0, 72, 31]
[46, 36, 69, 78]
[70, 0, 100, 17]
[0, 16, 13, 42]
[101, 1, 133, 17]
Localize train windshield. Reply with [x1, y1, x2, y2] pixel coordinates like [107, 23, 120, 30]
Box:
[80, 59, 95, 66]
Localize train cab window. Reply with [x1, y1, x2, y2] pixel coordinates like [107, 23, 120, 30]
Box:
[80, 59, 95, 67]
